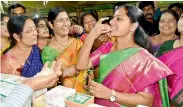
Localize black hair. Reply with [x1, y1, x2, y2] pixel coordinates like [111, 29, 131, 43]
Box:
[139, 1, 155, 10]
[160, 9, 180, 36]
[162, 9, 180, 23]
[71, 19, 79, 25]
[33, 17, 48, 27]
[8, 3, 26, 16]
[48, 7, 77, 38]
[168, 3, 183, 10]
[70, 16, 79, 25]
[1, 13, 10, 54]
[114, 4, 153, 53]
[80, 9, 98, 27]
[7, 15, 29, 49]
[1, 13, 9, 21]
[48, 7, 68, 36]
[48, 7, 67, 24]
[113, 2, 126, 13]
[42, 16, 53, 36]
[33, 17, 53, 37]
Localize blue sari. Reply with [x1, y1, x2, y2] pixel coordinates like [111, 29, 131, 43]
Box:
[21, 45, 43, 77]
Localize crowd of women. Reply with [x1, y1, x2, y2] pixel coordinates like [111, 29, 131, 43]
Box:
[1, 1, 183, 107]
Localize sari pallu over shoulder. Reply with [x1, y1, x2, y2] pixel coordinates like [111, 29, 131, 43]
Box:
[21, 45, 43, 77]
[55, 39, 87, 94]
[41, 38, 87, 93]
[1, 45, 43, 77]
[158, 47, 183, 107]
[93, 47, 173, 107]
[55, 38, 83, 68]
[41, 38, 83, 67]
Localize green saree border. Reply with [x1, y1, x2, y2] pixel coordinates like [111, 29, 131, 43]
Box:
[97, 48, 142, 83]
[158, 78, 171, 107]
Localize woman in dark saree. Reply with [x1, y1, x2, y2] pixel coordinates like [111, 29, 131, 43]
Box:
[1, 16, 43, 77]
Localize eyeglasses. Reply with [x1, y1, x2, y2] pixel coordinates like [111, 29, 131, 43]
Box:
[37, 24, 47, 28]
[55, 18, 70, 23]
[21, 27, 37, 34]
[1, 22, 8, 26]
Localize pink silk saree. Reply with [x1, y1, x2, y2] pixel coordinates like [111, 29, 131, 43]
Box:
[90, 42, 173, 107]
[158, 47, 183, 106]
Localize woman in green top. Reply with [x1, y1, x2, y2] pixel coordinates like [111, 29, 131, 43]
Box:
[157, 13, 183, 56]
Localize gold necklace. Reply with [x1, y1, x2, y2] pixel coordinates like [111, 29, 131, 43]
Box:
[54, 37, 69, 47]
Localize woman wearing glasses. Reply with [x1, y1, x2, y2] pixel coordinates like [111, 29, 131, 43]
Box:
[33, 17, 51, 50]
[0, 13, 10, 55]
[41, 7, 87, 93]
[1, 16, 43, 77]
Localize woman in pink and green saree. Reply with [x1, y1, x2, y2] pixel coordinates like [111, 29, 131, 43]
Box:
[158, 47, 183, 107]
[76, 4, 173, 107]
[157, 13, 183, 107]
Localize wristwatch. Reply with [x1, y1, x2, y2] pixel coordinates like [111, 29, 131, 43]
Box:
[109, 89, 116, 102]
